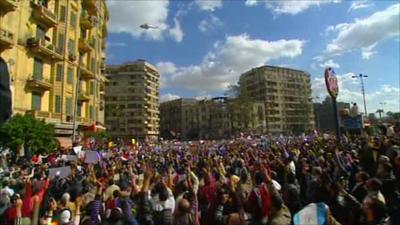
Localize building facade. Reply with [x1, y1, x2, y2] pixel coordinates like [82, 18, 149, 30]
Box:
[239, 65, 314, 134]
[314, 96, 350, 132]
[105, 60, 160, 140]
[160, 97, 266, 139]
[0, 0, 108, 137]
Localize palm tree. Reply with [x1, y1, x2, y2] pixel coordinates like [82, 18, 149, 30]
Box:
[376, 109, 384, 120]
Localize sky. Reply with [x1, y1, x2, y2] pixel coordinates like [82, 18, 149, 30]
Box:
[105, 0, 400, 115]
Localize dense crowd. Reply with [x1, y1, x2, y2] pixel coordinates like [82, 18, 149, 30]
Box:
[0, 128, 400, 225]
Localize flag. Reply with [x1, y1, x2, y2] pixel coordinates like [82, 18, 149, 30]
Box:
[293, 203, 328, 225]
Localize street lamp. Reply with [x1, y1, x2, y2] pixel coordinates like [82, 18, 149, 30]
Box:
[139, 24, 159, 30]
[352, 74, 368, 116]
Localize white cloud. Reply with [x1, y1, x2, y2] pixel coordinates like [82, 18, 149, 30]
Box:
[324, 4, 400, 59]
[157, 61, 177, 75]
[312, 73, 400, 113]
[319, 59, 340, 69]
[245, 0, 258, 6]
[198, 14, 223, 32]
[107, 1, 169, 40]
[195, 0, 223, 11]
[160, 94, 180, 103]
[160, 34, 305, 93]
[348, 1, 372, 12]
[245, 0, 340, 15]
[169, 18, 184, 42]
[195, 94, 213, 100]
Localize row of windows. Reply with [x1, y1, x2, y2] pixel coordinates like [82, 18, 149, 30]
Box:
[32, 93, 96, 119]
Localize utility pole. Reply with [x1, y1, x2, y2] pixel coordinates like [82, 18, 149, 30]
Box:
[352, 74, 368, 116]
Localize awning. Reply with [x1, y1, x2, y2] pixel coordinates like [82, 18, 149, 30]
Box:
[57, 137, 72, 148]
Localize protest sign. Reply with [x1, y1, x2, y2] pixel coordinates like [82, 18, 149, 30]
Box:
[84, 150, 100, 164]
[293, 203, 328, 225]
[49, 166, 71, 179]
[73, 146, 82, 155]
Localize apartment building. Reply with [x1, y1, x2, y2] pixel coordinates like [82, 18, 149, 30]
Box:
[105, 60, 160, 140]
[239, 65, 315, 134]
[0, 0, 108, 136]
[160, 97, 266, 139]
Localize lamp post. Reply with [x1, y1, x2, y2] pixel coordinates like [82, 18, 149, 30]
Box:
[352, 74, 368, 116]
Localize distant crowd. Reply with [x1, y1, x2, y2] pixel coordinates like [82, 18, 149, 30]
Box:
[1, 127, 400, 225]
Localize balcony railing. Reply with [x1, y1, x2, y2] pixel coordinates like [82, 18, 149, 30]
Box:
[26, 110, 51, 119]
[68, 53, 76, 62]
[0, 0, 18, 14]
[32, 2, 57, 28]
[80, 11, 96, 30]
[78, 92, 90, 102]
[79, 65, 96, 80]
[26, 37, 63, 61]
[78, 38, 92, 53]
[0, 27, 14, 49]
[82, 0, 97, 15]
[26, 76, 52, 91]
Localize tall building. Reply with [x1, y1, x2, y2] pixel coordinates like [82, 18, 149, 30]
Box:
[105, 60, 160, 140]
[239, 65, 314, 134]
[160, 97, 266, 139]
[0, 0, 109, 137]
[314, 96, 350, 132]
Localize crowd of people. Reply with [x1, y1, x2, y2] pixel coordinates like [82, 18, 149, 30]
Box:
[0, 130, 399, 225]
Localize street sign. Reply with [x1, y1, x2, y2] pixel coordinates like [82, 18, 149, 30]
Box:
[324, 67, 339, 98]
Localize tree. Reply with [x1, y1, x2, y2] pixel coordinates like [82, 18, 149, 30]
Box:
[376, 109, 384, 119]
[0, 114, 57, 155]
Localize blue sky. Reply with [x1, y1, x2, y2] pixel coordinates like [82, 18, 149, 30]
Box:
[106, 0, 400, 114]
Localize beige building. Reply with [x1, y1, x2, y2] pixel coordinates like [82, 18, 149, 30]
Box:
[0, 0, 109, 137]
[160, 97, 266, 139]
[105, 60, 160, 140]
[239, 65, 314, 134]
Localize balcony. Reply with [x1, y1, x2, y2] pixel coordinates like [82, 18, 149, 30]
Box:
[26, 38, 63, 61]
[78, 92, 90, 102]
[82, 0, 97, 15]
[26, 76, 52, 91]
[0, 27, 14, 50]
[68, 53, 76, 62]
[80, 11, 96, 30]
[26, 110, 50, 119]
[32, 2, 57, 28]
[79, 65, 96, 79]
[0, 0, 18, 14]
[78, 38, 92, 53]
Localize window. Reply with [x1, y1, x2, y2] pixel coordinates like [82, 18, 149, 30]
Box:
[67, 67, 73, 84]
[59, 6, 66, 22]
[55, 95, 61, 113]
[89, 81, 94, 95]
[56, 64, 63, 81]
[57, 33, 65, 52]
[31, 92, 41, 111]
[89, 106, 94, 119]
[77, 103, 82, 117]
[70, 12, 77, 28]
[66, 97, 73, 115]
[91, 58, 96, 72]
[68, 39, 75, 54]
[36, 26, 45, 39]
[33, 58, 43, 80]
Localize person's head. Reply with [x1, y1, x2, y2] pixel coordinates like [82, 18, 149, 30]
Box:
[362, 195, 387, 222]
[254, 171, 265, 186]
[61, 193, 70, 206]
[177, 198, 191, 214]
[113, 190, 120, 199]
[355, 171, 370, 183]
[366, 178, 382, 193]
[59, 208, 72, 224]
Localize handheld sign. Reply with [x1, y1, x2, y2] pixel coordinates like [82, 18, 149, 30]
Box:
[49, 166, 71, 179]
[84, 151, 100, 164]
[293, 203, 328, 225]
